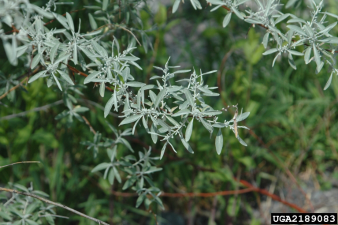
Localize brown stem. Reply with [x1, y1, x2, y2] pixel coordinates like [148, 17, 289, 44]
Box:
[0, 161, 40, 169]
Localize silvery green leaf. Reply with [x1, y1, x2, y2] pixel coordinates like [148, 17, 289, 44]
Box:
[317, 22, 337, 35]
[215, 129, 223, 155]
[167, 86, 182, 93]
[207, 0, 225, 4]
[166, 116, 179, 126]
[91, 162, 111, 173]
[73, 106, 89, 113]
[262, 32, 269, 48]
[31, 4, 54, 19]
[236, 111, 250, 122]
[288, 50, 303, 56]
[82, 29, 102, 37]
[99, 82, 105, 97]
[312, 43, 321, 68]
[321, 37, 338, 44]
[287, 25, 307, 36]
[84, 71, 101, 84]
[324, 72, 333, 90]
[198, 86, 214, 94]
[113, 89, 118, 111]
[200, 118, 213, 133]
[50, 43, 60, 63]
[272, 53, 280, 67]
[180, 137, 194, 154]
[231, 7, 244, 20]
[55, 53, 71, 65]
[263, 48, 278, 55]
[120, 138, 134, 152]
[88, 13, 97, 30]
[66, 12, 74, 31]
[304, 47, 312, 64]
[157, 119, 170, 132]
[287, 18, 306, 24]
[237, 136, 247, 146]
[150, 75, 162, 80]
[149, 90, 157, 103]
[275, 13, 290, 24]
[223, 13, 232, 28]
[183, 89, 194, 106]
[52, 74, 62, 91]
[288, 53, 296, 70]
[104, 94, 116, 118]
[129, 61, 142, 70]
[17, 45, 29, 57]
[173, 69, 191, 74]
[57, 70, 74, 85]
[73, 44, 78, 65]
[315, 61, 324, 74]
[91, 40, 108, 58]
[150, 123, 158, 144]
[179, 100, 189, 110]
[185, 118, 193, 141]
[244, 19, 261, 24]
[142, 116, 149, 131]
[28, 71, 46, 83]
[172, 0, 181, 13]
[102, 0, 109, 10]
[303, 25, 313, 37]
[31, 54, 41, 69]
[190, 0, 202, 10]
[172, 109, 190, 117]
[108, 169, 115, 185]
[160, 142, 168, 160]
[154, 88, 166, 108]
[202, 110, 222, 116]
[126, 82, 146, 87]
[119, 114, 143, 126]
[212, 122, 226, 128]
[235, 0, 250, 6]
[325, 12, 338, 19]
[113, 167, 121, 183]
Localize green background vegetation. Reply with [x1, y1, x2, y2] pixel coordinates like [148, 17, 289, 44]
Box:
[1, 0, 338, 224]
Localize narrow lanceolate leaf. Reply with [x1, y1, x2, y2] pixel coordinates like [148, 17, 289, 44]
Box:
[31, 54, 41, 69]
[200, 118, 213, 133]
[288, 50, 303, 56]
[99, 82, 105, 97]
[183, 89, 194, 106]
[287, 25, 307, 36]
[91, 163, 111, 173]
[160, 142, 168, 160]
[304, 47, 312, 64]
[223, 13, 232, 28]
[66, 12, 74, 31]
[231, 6, 243, 19]
[317, 22, 337, 35]
[119, 114, 143, 126]
[263, 48, 278, 55]
[215, 129, 223, 155]
[262, 32, 269, 48]
[88, 13, 97, 30]
[58, 70, 74, 85]
[180, 137, 194, 154]
[312, 43, 321, 68]
[28, 71, 46, 83]
[185, 118, 194, 141]
[53, 74, 62, 91]
[236, 111, 250, 122]
[126, 81, 146, 87]
[324, 72, 334, 90]
[53, 13, 69, 29]
[172, 109, 190, 117]
[237, 136, 247, 146]
[172, 0, 180, 13]
[84, 71, 101, 84]
[150, 123, 158, 144]
[104, 94, 116, 118]
[102, 0, 109, 10]
[50, 43, 60, 63]
[154, 88, 166, 108]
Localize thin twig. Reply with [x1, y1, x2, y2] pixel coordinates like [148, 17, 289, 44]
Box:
[0, 161, 40, 169]
[0, 100, 63, 121]
[81, 115, 96, 135]
[0, 187, 110, 225]
[0, 77, 28, 100]
[115, 24, 141, 46]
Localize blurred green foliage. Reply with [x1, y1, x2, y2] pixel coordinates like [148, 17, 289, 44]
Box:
[1, 0, 338, 224]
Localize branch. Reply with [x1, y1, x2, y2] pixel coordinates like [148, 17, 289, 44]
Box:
[0, 187, 110, 225]
[0, 161, 40, 169]
[0, 77, 28, 100]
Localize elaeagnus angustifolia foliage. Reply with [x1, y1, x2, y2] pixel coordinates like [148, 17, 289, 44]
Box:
[1, 0, 337, 221]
